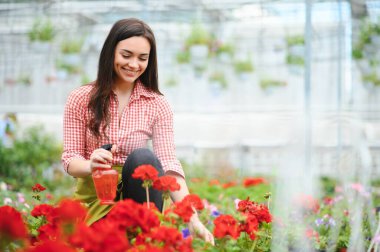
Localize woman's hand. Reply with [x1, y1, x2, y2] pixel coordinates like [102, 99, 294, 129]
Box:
[89, 145, 116, 171]
[189, 215, 215, 245]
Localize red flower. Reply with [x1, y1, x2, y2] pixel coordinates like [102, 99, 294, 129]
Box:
[170, 194, 204, 223]
[31, 204, 54, 220]
[213, 214, 240, 239]
[32, 183, 46, 192]
[70, 222, 130, 252]
[107, 199, 160, 233]
[132, 164, 159, 181]
[208, 179, 220, 186]
[55, 199, 86, 223]
[239, 215, 259, 240]
[25, 240, 76, 252]
[0, 205, 27, 240]
[305, 228, 320, 243]
[222, 181, 236, 189]
[136, 226, 192, 251]
[183, 194, 204, 211]
[243, 177, 266, 187]
[153, 176, 180, 192]
[237, 198, 272, 223]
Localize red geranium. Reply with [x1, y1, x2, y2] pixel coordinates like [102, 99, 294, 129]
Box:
[32, 183, 46, 192]
[239, 215, 259, 240]
[237, 198, 272, 223]
[70, 222, 130, 252]
[213, 214, 240, 239]
[107, 199, 160, 233]
[153, 176, 180, 192]
[243, 177, 266, 187]
[31, 204, 54, 221]
[55, 199, 87, 223]
[222, 181, 237, 189]
[132, 164, 159, 181]
[136, 226, 192, 251]
[171, 194, 204, 223]
[0, 205, 27, 241]
[25, 240, 76, 252]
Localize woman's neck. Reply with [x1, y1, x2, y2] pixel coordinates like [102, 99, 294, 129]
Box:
[113, 80, 135, 95]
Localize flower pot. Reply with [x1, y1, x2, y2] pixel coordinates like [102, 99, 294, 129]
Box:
[288, 45, 305, 58]
[190, 45, 208, 63]
[61, 54, 81, 65]
[30, 41, 51, 53]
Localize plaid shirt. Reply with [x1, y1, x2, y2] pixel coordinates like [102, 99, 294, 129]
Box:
[62, 81, 184, 178]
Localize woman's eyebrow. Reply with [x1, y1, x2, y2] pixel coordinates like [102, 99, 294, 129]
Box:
[120, 49, 149, 56]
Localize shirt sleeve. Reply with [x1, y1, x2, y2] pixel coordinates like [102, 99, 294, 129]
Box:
[152, 97, 185, 178]
[61, 89, 87, 173]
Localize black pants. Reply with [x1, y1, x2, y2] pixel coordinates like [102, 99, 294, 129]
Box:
[121, 148, 164, 211]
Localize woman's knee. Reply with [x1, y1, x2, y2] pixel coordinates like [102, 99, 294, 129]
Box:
[128, 148, 156, 164]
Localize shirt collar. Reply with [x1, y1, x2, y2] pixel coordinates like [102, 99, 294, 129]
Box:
[132, 80, 156, 100]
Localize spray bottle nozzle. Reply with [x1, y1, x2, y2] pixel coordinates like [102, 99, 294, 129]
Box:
[101, 144, 113, 151]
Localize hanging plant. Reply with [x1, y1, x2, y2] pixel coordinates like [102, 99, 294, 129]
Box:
[352, 19, 380, 60]
[185, 22, 212, 48]
[259, 79, 287, 91]
[16, 74, 32, 86]
[176, 50, 190, 64]
[60, 38, 84, 54]
[233, 59, 254, 74]
[209, 71, 228, 89]
[352, 19, 380, 88]
[27, 18, 55, 42]
[285, 35, 305, 66]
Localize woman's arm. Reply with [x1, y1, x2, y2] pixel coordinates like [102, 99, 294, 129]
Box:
[62, 87, 114, 178]
[166, 171, 215, 245]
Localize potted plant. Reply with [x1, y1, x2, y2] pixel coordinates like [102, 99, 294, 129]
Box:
[60, 38, 84, 65]
[215, 42, 234, 63]
[285, 35, 305, 67]
[209, 71, 228, 90]
[352, 19, 380, 88]
[233, 59, 254, 80]
[185, 22, 212, 64]
[28, 18, 55, 52]
[259, 78, 287, 93]
[16, 73, 32, 86]
[175, 50, 190, 64]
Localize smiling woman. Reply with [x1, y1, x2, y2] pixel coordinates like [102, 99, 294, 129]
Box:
[61, 18, 214, 245]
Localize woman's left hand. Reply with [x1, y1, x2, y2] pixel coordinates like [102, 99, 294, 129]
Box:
[188, 216, 215, 245]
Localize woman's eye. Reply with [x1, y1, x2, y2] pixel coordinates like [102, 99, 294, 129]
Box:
[139, 58, 148, 61]
[122, 55, 130, 58]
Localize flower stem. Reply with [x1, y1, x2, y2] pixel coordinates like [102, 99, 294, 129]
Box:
[145, 186, 150, 209]
[249, 237, 258, 252]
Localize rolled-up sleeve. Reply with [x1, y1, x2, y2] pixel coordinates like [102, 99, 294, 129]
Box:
[152, 97, 185, 178]
[61, 89, 87, 173]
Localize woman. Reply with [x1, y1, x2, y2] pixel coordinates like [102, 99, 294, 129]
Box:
[61, 18, 214, 244]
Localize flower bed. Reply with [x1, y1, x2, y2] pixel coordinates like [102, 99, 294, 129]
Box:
[1, 171, 380, 251]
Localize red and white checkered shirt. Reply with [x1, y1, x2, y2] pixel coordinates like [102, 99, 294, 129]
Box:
[61, 81, 184, 178]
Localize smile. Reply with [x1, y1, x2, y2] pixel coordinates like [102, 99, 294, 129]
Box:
[122, 67, 139, 74]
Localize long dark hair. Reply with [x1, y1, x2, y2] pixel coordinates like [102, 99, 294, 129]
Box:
[88, 18, 161, 138]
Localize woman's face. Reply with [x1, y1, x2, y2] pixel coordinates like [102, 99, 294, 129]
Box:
[113, 36, 150, 86]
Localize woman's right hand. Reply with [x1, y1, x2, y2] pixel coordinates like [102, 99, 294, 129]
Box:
[89, 146, 115, 171]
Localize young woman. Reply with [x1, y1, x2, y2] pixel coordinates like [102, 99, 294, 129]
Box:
[61, 18, 214, 244]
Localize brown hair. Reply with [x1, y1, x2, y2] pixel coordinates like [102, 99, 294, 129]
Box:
[88, 18, 161, 138]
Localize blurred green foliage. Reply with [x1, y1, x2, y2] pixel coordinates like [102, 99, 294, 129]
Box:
[0, 125, 63, 189]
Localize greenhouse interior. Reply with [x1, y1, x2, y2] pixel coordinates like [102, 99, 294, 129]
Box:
[1, 0, 380, 251]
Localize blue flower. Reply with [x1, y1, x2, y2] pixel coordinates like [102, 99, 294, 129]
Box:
[182, 228, 191, 238]
[211, 210, 220, 217]
[315, 218, 324, 227]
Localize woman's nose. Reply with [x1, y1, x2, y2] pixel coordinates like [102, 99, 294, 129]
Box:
[128, 58, 138, 68]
